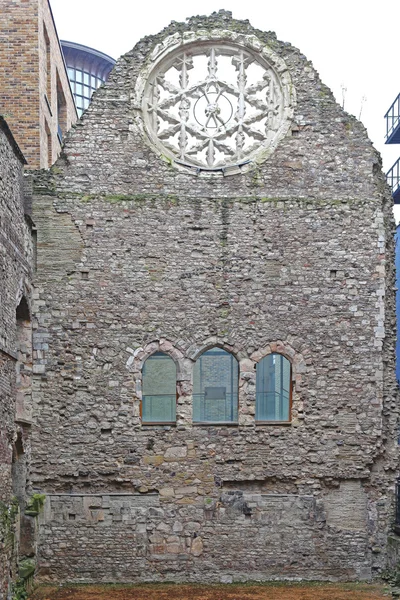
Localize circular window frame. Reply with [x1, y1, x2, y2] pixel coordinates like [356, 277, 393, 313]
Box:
[135, 29, 296, 176]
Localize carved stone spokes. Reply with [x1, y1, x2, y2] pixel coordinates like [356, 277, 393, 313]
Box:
[142, 39, 291, 169]
[157, 112, 274, 167]
[207, 47, 218, 82]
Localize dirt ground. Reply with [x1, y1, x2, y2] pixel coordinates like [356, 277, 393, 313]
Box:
[29, 582, 391, 600]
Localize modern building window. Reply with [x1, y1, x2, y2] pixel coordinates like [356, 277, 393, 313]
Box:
[193, 348, 238, 423]
[256, 353, 291, 422]
[61, 41, 115, 118]
[67, 67, 103, 116]
[43, 24, 51, 104]
[142, 352, 176, 423]
[56, 70, 67, 141]
[45, 119, 52, 168]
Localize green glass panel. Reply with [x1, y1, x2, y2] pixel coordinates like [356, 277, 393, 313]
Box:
[256, 353, 290, 421]
[142, 352, 176, 422]
[193, 348, 238, 422]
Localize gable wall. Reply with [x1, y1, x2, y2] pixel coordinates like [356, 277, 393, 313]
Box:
[31, 13, 398, 583]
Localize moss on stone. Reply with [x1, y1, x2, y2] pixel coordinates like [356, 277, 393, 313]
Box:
[25, 493, 46, 517]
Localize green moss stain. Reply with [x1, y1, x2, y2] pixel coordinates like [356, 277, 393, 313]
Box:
[0, 497, 19, 552]
[75, 192, 179, 205]
[25, 493, 46, 517]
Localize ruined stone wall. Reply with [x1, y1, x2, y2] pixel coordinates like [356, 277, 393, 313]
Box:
[0, 118, 33, 598]
[31, 12, 398, 583]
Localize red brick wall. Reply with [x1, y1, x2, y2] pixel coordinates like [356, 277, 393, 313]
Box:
[0, 0, 77, 169]
[38, 0, 77, 168]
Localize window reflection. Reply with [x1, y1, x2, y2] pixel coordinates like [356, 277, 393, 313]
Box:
[256, 354, 291, 421]
[67, 67, 105, 116]
[193, 348, 238, 423]
[142, 352, 176, 423]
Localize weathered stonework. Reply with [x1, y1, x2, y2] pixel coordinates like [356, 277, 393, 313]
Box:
[30, 11, 398, 584]
[0, 117, 34, 598]
[137, 29, 295, 172]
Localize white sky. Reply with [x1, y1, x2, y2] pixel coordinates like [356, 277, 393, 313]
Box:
[51, 0, 400, 174]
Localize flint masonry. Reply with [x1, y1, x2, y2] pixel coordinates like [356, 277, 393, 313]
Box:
[19, 10, 400, 583]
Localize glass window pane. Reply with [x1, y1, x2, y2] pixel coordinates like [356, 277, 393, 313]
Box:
[142, 352, 176, 423]
[68, 68, 75, 80]
[83, 85, 91, 98]
[193, 348, 238, 423]
[75, 69, 83, 83]
[75, 83, 83, 95]
[83, 72, 90, 85]
[256, 354, 291, 421]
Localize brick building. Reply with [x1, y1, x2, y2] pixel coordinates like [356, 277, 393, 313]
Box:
[25, 11, 398, 584]
[0, 0, 77, 169]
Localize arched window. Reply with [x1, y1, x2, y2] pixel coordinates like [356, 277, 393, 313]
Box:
[193, 348, 238, 423]
[15, 296, 32, 424]
[142, 352, 176, 423]
[256, 353, 291, 422]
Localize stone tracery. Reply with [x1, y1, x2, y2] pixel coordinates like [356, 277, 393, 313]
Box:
[143, 41, 289, 170]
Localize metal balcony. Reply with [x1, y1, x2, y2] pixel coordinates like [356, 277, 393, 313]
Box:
[385, 93, 400, 144]
[387, 157, 400, 203]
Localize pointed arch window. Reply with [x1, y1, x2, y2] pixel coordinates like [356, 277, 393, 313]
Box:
[15, 296, 32, 424]
[142, 352, 176, 423]
[256, 353, 291, 422]
[193, 348, 238, 423]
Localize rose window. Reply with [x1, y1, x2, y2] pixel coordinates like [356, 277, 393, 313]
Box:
[140, 37, 294, 173]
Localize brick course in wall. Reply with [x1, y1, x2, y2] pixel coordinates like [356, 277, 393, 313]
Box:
[30, 12, 399, 584]
[0, 0, 77, 169]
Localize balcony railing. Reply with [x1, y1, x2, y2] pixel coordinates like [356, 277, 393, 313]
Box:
[385, 93, 400, 144]
[387, 158, 400, 203]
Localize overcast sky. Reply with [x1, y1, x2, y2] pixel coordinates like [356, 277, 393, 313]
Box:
[51, 0, 400, 174]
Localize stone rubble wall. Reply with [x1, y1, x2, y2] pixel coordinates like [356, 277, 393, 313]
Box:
[30, 12, 398, 583]
[38, 488, 370, 582]
[0, 119, 33, 598]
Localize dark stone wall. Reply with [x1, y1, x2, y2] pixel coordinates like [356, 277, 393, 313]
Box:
[31, 12, 398, 583]
[0, 118, 33, 599]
